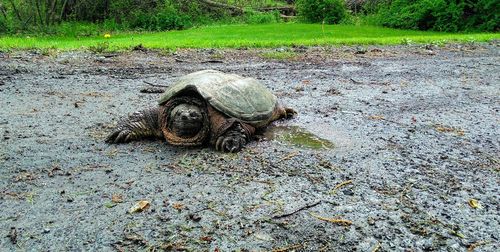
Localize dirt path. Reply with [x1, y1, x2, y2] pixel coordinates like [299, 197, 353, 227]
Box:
[1, 44, 499, 251]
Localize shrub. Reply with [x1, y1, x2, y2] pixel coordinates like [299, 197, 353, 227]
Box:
[245, 11, 281, 24]
[375, 0, 499, 32]
[129, 4, 191, 31]
[296, 0, 349, 24]
[0, 17, 8, 33]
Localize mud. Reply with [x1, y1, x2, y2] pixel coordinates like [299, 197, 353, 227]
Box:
[1, 44, 499, 251]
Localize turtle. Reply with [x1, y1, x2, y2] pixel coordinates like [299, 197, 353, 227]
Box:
[105, 70, 296, 152]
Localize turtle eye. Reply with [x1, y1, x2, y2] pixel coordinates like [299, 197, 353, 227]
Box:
[189, 111, 199, 117]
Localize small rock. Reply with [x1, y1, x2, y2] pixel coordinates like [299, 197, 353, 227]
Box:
[294, 85, 304, 92]
[188, 213, 202, 222]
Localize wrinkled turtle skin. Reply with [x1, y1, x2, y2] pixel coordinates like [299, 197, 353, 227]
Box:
[106, 70, 296, 152]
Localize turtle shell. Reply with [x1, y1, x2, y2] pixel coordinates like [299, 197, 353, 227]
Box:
[158, 70, 277, 125]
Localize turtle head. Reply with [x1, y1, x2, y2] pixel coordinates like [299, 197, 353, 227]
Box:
[169, 104, 203, 137]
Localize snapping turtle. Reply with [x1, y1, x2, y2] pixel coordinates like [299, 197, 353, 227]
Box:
[106, 70, 296, 152]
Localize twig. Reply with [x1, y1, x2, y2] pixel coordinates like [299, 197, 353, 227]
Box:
[140, 87, 164, 94]
[467, 241, 490, 252]
[143, 81, 169, 88]
[350, 78, 362, 84]
[309, 212, 352, 226]
[272, 244, 303, 252]
[371, 242, 381, 252]
[203, 59, 223, 64]
[281, 151, 299, 161]
[330, 180, 353, 194]
[272, 200, 322, 219]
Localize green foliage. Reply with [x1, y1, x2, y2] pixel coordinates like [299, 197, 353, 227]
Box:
[374, 0, 499, 32]
[126, 1, 193, 31]
[53, 22, 102, 37]
[0, 17, 8, 33]
[261, 50, 297, 60]
[89, 42, 110, 53]
[296, 0, 349, 24]
[245, 11, 281, 24]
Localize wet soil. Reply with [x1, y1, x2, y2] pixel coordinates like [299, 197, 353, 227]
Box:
[1, 44, 499, 251]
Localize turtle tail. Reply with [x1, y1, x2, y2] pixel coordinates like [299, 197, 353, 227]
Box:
[106, 107, 163, 143]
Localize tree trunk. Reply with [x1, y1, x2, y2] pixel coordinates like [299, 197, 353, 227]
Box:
[197, 0, 244, 15]
[59, 0, 69, 23]
[35, 0, 45, 26]
[47, 0, 58, 25]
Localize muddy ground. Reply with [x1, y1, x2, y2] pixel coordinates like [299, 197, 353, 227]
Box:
[0, 44, 499, 251]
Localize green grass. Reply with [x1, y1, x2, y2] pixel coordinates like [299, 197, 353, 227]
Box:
[0, 23, 498, 51]
[261, 51, 297, 60]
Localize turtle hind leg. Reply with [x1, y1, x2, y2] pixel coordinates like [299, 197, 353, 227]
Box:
[106, 107, 163, 144]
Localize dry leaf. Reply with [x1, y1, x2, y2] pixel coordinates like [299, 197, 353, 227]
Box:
[172, 202, 185, 210]
[468, 199, 481, 209]
[129, 200, 150, 213]
[200, 236, 212, 242]
[368, 115, 385, 120]
[112, 194, 123, 203]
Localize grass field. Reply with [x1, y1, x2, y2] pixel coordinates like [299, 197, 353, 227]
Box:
[0, 23, 498, 51]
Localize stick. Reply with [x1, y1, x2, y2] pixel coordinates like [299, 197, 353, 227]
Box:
[143, 81, 169, 88]
[272, 244, 302, 252]
[309, 212, 352, 226]
[272, 200, 322, 219]
[330, 180, 353, 194]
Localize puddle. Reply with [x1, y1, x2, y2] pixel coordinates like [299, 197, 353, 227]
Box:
[263, 126, 334, 150]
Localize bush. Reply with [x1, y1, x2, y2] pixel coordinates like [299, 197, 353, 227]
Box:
[375, 0, 499, 32]
[0, 18, 8, 33]
[130, 3, 191, 31]
[296, 0, 349, 24]
[245, 11, 281, 24]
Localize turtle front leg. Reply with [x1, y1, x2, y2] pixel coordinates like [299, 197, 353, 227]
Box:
[282, 106, 297, 119]
[106, 107, 163, 143]
[215, 123, 248, 153]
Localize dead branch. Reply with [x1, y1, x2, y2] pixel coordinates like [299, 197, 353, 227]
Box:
[143, 81, 169, 88]
[310, 212, 353, 226]
[198, 0, 244, 15]
[330, 179, 353, 194]
[259, 6, 296, 16]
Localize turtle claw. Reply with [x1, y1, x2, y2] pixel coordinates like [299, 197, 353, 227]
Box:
[105, 129, 132, 144]
[284, 107, 297, 119]
[215, 129, 246, 153]
[216, 135, 245, 152]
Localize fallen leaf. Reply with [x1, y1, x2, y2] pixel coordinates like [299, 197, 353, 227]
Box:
[104, 202, 116, 208]
[129, 200, 150, 213]
[200, 236, 212, 242]
[468, 199, 481, 209]
[368, 115, 385, 120]
[172, 202, 185, 210]
[112, 194, 123, 203]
